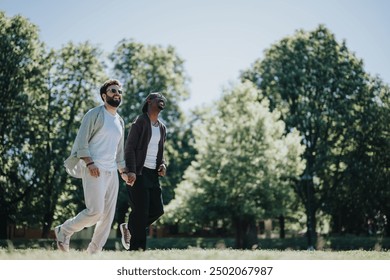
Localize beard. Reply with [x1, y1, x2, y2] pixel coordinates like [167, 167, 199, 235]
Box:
[106, 95, 121, 107]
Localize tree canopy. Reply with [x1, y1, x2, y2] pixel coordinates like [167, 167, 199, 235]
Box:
[241, 25, 390, 236]
[164, 82, 306, 247]
[0, 11, 44, 238]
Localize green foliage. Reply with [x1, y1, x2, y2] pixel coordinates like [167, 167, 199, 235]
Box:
[0, 10, 109, 237]
[162, 123, 197, 204]
[241, 25, 390, 235]
[0, 11, 45, 238]
[323, 77, 390, 234]
[0, 12, 196, 238]
[164, 82, 305, 246]
[110, 39, 190, 127]
[27, 42, 107, 236]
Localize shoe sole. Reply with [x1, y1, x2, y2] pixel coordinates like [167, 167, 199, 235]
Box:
[120, 223, 130, 250]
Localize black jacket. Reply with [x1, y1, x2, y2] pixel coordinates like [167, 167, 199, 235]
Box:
[124, 113, 166, 175]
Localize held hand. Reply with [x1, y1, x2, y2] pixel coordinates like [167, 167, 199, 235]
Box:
[126, 172, 136, 186]
[158, 164, 166, 177]
[120, 172, 129, 182]
[87, 164, 100, 178]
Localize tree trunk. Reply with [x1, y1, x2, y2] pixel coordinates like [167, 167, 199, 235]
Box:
[0, 190, 9, 239]
[0, 208, 8, 239]
[233, 216, 243, 249]
[305, 180, 316, 249]
[41, 176, 55, 238]
[41, 173, 54, 238]
[233, 216, 258, 249]
[41, 171, 68, 238]
[331, 213, 342, 234]
[279, 215, 285, 239]
[385, 211, 390, 237]
[307, 205, 316, 248]
[41, 211, 54, 238]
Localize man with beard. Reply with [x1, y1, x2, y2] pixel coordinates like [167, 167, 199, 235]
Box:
[120, 92, 167, 251]
[55, 79, 129, 254]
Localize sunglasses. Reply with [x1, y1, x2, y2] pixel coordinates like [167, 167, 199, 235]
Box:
[107, 88, 123, 94]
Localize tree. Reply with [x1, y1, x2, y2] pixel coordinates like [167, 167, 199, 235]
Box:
[110, 39, 190, 127]
[241, 25, 390, 239]
[165, 82, 305, 248]
[27, 42, 107, 237]
[0, 12, 45, 239]
[322, 77, 390, 236]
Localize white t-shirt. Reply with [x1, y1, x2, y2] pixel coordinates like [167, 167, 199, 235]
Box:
[89, 108, 122, 171]
[144, 124, 161, 169]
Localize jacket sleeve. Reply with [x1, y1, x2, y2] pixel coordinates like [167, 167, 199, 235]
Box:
[64, 107, 100, 178]
[124, 118, 141, 173]
[116, 117, 126, 170]
[161, 125, 167, 166]
[74, 110, 95, 159]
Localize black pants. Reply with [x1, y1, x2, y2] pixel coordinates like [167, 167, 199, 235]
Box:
[127, 167, 164, 251]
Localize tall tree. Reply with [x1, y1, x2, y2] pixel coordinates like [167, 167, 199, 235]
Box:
[165, 82, 305, 248]
[0, 12, 45, 239]
[27, 42, 107, 237]
[322, 77, 390, 235]
[241, 25, 390, 239]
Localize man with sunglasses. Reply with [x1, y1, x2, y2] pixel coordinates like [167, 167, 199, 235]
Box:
[121, 92, 167, 251]
[55, 79, 129, 254]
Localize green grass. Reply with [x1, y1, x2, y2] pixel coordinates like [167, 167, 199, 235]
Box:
[1, 248, 389, 260]
[1, 236, 389, 260]
[4, 236, 390, 251]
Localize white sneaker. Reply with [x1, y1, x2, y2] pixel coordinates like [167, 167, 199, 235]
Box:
[54, 225, 70, 252]
[120, 223, 131, 250]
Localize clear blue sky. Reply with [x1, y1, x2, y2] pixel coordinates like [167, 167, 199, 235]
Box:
[1, 0, 389, 111]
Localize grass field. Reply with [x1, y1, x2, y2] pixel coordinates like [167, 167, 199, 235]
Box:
[1, 248, 389, 260]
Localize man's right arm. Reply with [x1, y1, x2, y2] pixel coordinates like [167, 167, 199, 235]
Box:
[75, 109, 100, 177]
[124, 119, 141, 174]
[74, 109, 96, 159]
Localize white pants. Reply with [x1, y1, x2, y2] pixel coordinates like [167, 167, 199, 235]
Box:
[61, 168, 119, 253]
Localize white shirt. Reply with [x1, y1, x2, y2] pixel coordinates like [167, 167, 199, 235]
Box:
[144, 124, 161, 169]
[89, 108, 122, 171]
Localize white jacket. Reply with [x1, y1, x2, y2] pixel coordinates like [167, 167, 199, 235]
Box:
[64, 105, 126, 178]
